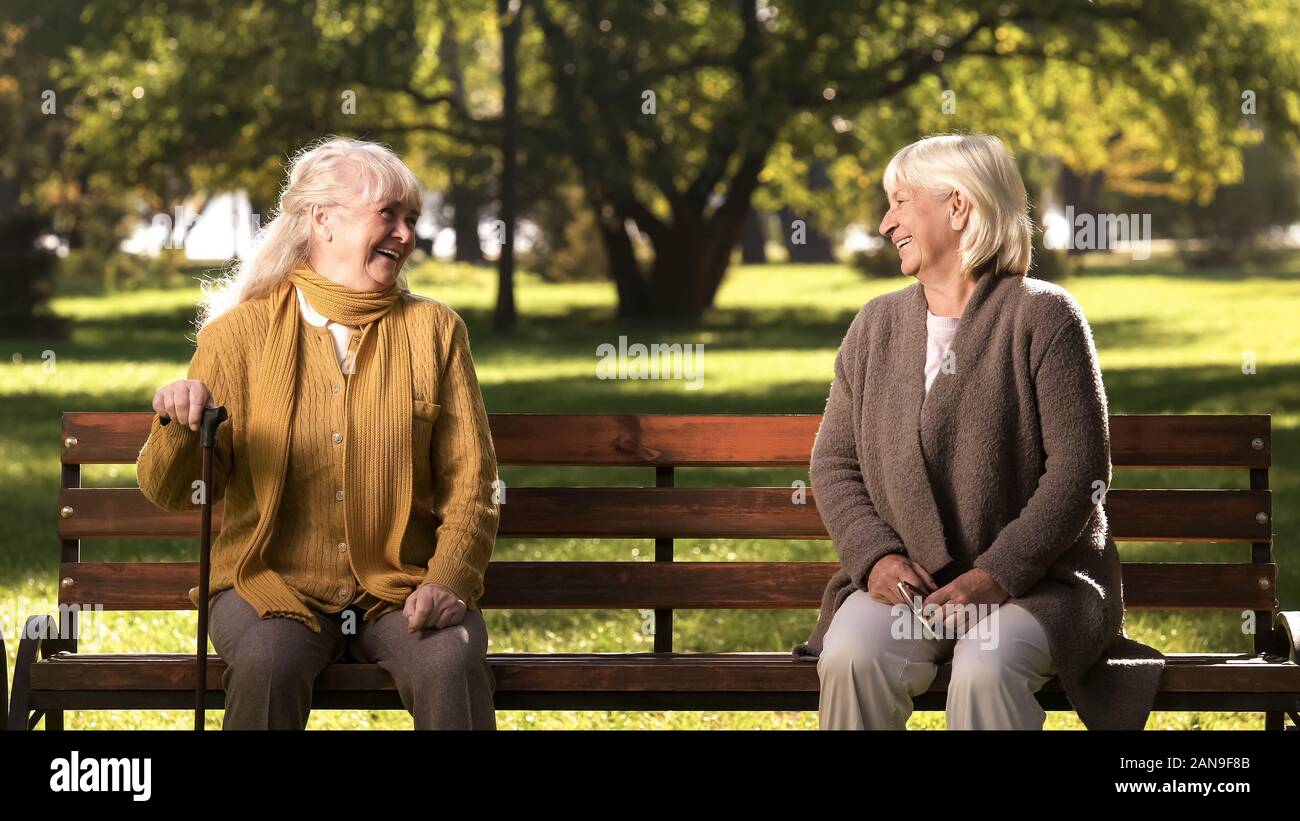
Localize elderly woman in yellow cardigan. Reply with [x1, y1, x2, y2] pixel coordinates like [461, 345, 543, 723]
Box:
[136, 137, 499, 730]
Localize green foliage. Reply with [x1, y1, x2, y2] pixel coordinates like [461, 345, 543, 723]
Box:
[849, 245, 900, 279]
[1102, 140, 1300, 268]
[56, 249, 195, 295]
[520, 183, 609, 281]
[8, 0, 1300, 316]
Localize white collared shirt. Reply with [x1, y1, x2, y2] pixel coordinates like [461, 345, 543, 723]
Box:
[295, 286, 360, 371]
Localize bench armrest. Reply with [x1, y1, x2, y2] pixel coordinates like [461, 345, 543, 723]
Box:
[1273, 611, 1300, 662]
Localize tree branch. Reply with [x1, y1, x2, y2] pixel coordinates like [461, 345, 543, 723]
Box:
[684, 0, 762, 209]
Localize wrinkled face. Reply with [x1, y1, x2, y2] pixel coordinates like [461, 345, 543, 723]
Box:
[878, 181, 960, 279]
[312, 196, 420, 292]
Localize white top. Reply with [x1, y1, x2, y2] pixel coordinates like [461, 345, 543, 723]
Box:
[295, 286, 360, 370]
[923, 309, 961, 395]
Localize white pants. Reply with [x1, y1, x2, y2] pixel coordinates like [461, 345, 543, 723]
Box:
[817, 589, 1057, 730]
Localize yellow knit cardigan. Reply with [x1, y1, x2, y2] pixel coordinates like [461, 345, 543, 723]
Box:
[136, 289, 500, 630]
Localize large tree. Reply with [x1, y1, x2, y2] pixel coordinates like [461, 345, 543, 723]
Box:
[19, 0, 1300, 320]
[518, 0, 1300, 317]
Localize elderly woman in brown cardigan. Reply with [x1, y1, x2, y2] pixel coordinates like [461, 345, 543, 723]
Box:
[793, 133, 1165, 730]
[137, 138, 499, 730]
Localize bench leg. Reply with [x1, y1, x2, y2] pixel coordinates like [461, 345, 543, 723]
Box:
[8, 614, 61, 731]
[1, 622, 7, 726]
[1269, 613, 1300, 731]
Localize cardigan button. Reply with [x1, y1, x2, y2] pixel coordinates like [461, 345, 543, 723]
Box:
[331, 431, 342, 444]
[331, 384, 340, 394]
[335, 489, 344, 501]
[338, 542, 347, 553]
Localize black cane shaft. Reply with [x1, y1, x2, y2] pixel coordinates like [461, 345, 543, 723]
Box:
[196, 445, 212, 729]
[195, 405, 227, 731]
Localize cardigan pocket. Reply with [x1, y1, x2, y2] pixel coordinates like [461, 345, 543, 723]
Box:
[411, 400, 441, 506]
[413, 399, 441, 424]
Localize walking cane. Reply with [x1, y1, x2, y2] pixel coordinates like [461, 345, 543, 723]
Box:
[195, 404, 228, 731]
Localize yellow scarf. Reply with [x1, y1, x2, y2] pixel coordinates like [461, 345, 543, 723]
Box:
[233, 263, 418, 631]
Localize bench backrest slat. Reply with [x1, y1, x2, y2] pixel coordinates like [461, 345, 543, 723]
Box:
[56, 487, 1271, 543]
[62, 412, 1271, 468]
[54, 561, 1276, 612]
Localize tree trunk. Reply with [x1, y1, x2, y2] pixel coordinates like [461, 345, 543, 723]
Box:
[596, 215, 653, 318]
[0, 204, 70, 339]
[450, 176, 485, 264]
[778, 206, 835, 263]
[778, 161, 836, 263]
[493, 0, 520, 331]
[645, 208, 747, 318]
[440, 16, 489, 268]
[598, 147, 771, 319]
[1058, 166, 1103, 259]
[611, 187, 759, 319]
[740, 207, 767, 264]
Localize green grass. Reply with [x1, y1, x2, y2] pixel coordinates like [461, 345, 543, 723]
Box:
[3, 253, 1297, 730]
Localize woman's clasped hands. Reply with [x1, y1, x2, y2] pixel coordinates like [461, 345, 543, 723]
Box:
[866, 554, 1008, 636]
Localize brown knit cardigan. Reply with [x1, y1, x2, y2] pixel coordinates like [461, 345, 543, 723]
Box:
[793, 270, 1166, 730]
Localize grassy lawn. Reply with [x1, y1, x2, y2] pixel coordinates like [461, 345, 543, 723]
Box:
[2, 253, 1297, 730]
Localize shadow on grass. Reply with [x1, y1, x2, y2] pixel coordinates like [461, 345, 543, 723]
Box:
[1103, 362, 1300, 414]
[1070, 254, 1300, 281]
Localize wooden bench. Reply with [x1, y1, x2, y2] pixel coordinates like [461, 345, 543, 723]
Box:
[8, 412, 1300, 730]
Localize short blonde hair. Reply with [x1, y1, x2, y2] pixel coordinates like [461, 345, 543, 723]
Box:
[883, 133, 1032, 279]
[198, 137, 424, 330]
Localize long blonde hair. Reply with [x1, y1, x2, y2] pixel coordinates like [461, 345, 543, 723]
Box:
[197, 137, 424, 330]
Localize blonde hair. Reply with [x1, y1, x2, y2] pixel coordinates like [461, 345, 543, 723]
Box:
[197, 137, 424, 329]
[883, 133, 1032, 279]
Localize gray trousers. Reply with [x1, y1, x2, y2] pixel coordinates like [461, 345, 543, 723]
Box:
[209, 587, 496, 730]
[817, 590, 1057, 730]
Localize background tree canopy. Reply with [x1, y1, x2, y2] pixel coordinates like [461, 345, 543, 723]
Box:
[3, 0, 1299, 323]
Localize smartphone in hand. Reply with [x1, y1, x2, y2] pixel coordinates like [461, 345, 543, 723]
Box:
[896, 580, 941, 640]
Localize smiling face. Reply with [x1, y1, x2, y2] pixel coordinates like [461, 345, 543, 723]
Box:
[308, 194, 420, 292]
[878, 181, 965, 280]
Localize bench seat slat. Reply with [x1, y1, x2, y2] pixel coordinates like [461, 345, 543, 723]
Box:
[28, 652, 1300, 694]
[56, 561, 1278, 611]
[57, 487, 1272, 542]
